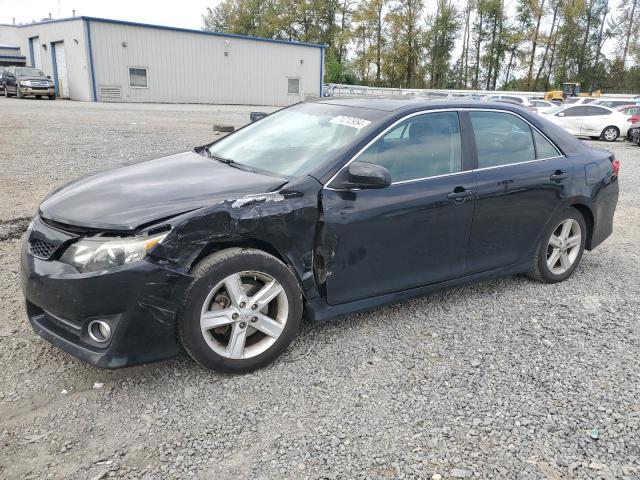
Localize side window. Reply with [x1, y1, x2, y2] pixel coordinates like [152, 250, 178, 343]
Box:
[563, 106, 588, 116]
[469, 111, 536, 168]
[587, 106, 610, 115]
[357, 112, 462, 183]
[532, 130, 560, 159]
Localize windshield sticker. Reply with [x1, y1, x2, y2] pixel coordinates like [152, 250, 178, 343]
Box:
[330, 116, 371, 129]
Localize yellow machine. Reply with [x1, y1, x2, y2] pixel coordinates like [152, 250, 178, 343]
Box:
[544, 90, 564, 101]
[544, 83, 601, 101]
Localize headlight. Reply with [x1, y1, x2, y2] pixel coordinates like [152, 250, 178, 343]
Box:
[20, 80, 31, 86]
[59, 231, 168, 273]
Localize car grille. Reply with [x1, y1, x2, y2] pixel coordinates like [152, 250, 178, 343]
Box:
[29, 238, 58, 259]
[28, 80, 50, 87]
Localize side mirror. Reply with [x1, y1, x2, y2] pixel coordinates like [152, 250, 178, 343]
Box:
[345, 161, 391, 189]
[47, 75, 51, 79]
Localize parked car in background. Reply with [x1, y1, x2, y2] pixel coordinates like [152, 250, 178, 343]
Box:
[563, 97, 598, 106]
[21, 98, 619, 373]
[0, 66, 6, 93]
[543, 104, 629, 141]
[530, 99, 557, 113]
[627, 121, 640, 144]
[486, 94, 538, 112]
[3, 66, 55, 99]
[618, 105, 640, 125]
[593, 98, 638, 109]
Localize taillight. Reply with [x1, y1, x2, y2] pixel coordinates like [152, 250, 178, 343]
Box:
[611, 157, 620, 177]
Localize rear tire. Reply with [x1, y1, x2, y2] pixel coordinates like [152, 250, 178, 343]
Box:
[48, 94, 56, 100]
[601, 126, 619, 142]
[179, 248, 303, 373]
[527, 208, 587, 283]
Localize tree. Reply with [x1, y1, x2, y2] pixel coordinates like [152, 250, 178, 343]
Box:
[384, 0, 425, 88]
[426, 0, 459, 88]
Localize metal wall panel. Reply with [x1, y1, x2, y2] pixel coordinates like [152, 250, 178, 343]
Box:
[89, 21, 323, 106]
[13, 20, 92, 101]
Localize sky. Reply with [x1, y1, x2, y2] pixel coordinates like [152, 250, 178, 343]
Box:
[0, 0, 219, 29]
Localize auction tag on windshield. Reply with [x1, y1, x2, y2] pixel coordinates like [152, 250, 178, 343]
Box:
[330, 115, 371, 129]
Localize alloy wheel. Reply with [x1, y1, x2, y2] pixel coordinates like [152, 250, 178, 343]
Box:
[603, 128, 618, 141]
[546, 219, 582, 275]
[199, 271, 288, 359]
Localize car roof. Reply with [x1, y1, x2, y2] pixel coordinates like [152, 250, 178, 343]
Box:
[311, 96, 587, 157]
[314, 96, 530, 113]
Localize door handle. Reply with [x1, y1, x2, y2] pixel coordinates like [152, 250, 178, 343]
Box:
[447, 188, 474, 202]
[550, 171, 568, 182]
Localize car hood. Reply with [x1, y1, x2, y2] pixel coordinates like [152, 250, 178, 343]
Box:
[39, 151, 286, 231]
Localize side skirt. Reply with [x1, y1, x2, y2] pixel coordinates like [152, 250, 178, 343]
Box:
[305, 260, 530, 322]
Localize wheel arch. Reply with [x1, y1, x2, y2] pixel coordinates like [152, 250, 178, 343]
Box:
[570, 202, 595, 250]
[189, 238, 290, 273]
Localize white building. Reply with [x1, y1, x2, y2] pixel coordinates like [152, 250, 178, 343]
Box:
[0, 16, 325, 106]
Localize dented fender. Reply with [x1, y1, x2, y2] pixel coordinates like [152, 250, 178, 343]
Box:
[152, 175, 325, 300]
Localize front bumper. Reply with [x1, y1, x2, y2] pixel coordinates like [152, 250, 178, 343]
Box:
[21, 218, 193, 368]
[19, 86, 55, 96]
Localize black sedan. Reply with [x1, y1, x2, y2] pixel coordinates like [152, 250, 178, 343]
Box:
[21, 98, 619, 373]
[628, 121, 640, 145]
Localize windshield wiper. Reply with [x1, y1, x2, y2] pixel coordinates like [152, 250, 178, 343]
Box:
[206, 150, 256, 173]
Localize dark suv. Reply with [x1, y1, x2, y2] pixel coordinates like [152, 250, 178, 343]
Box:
[3, 66, 55, 99]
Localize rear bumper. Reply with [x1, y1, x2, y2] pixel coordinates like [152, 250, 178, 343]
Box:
[21, 233, 193, 368]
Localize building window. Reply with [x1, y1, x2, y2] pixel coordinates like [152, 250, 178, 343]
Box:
[287, 77, 300, 94]
[129, 67, 148, 88]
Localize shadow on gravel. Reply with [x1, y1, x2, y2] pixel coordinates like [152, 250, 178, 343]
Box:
[0, 217, 31, 242]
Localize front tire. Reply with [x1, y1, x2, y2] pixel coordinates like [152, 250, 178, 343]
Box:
[16, 86, 24, 99]
[528, 208, 587, 283]
[179, 248, 303, 373]
[601, 126, 619, 142]
[4, 85, 11, 97]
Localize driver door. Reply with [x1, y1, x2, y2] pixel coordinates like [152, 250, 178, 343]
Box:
[320, 111, 476, 305]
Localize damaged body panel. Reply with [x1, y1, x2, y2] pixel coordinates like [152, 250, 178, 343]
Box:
[21, 97, 618, 370]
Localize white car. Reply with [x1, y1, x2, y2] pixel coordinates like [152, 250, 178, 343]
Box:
[486, 94, 537, 112]
[529, 99, 557, 113]
[562, 97, 598, 106]
[591, 98, 639, 109]
[543, 104, 630, 141]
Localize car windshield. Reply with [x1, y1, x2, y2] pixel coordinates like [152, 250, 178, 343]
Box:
[16, 67, 45, 77]
[207, 102, 384, 177]
[544, 106, 566, 115]
[564, 98, 579, 104]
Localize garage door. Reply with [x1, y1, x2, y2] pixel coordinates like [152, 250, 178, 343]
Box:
[53, 42, 69, 98]
[30, 37, 42, 69]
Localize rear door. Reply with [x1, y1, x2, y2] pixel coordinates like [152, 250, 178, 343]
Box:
[581, 106, 613, 136]
[465, 110, 572, 274]
[321, 111, 476, 305]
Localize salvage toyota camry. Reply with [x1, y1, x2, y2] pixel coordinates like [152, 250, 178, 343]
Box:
[22, 98, 619, 373]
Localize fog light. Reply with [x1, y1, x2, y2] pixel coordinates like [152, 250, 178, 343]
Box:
[88, 320, 112, 343]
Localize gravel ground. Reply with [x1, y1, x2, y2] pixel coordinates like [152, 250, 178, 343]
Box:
[1, 98, 639, 480]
